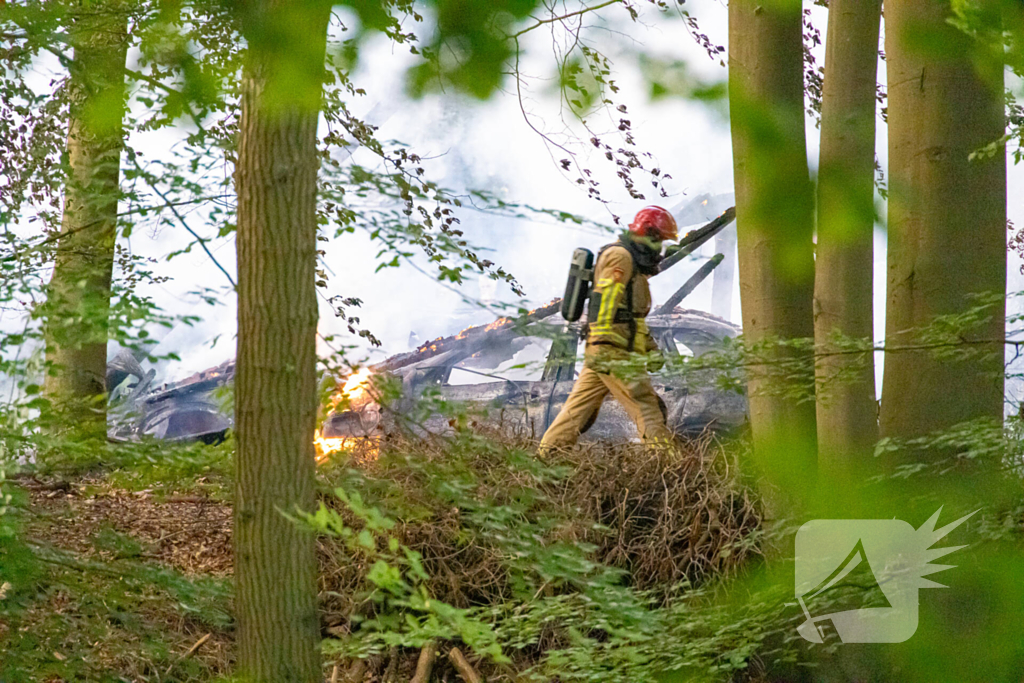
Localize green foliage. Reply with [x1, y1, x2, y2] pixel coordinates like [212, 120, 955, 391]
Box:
[1, 0, 1023, 680]
[408, 0, 539, 98]
[0, 466, 17, 541]
[640, 54, 727, 108]
[308, 488, 510, 661]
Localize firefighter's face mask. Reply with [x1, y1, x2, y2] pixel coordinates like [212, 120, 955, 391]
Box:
[633, 235, 664, 253]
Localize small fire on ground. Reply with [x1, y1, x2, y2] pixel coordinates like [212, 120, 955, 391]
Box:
[314, 432, 353, 462]
[314, 367, 376, 462]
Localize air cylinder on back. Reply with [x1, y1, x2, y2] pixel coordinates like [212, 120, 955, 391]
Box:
[560, 247, 594, 322]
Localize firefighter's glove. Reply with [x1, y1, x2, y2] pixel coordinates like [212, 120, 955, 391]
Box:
[646, 349, 666, 373]
[664, 244, 685, 259]
[641, 334, 664, 372]
[644, 332, 660, 354]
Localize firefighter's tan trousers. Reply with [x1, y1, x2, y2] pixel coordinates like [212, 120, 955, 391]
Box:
[539, 364, 672, 451]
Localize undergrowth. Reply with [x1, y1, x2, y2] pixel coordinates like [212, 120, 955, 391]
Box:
[0, 493, 233, 682]
[310, 430, 780, 682]
[31, 434, 235, 499]
[2, 411, 1023, 682]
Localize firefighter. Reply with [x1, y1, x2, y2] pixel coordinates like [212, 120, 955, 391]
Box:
[539, 206, 678, 452]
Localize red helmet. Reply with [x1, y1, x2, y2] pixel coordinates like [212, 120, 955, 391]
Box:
[629, 206, 678, 242]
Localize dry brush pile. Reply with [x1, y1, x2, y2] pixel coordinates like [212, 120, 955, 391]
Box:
[314, 430, 765, 681]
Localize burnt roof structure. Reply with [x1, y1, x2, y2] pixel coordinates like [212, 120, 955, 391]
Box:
[320, 304, 746, 444]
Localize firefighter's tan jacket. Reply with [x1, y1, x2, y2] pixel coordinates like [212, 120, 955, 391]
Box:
[586, 244, 658, 363]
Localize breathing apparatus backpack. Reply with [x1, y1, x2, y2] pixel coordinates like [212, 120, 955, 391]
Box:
[559, 247, 595, 322]
[560, 241, 644, 351]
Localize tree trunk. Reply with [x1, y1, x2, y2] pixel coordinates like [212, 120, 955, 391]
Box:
[880, 0, 1006, 448]
[728, 0, 818, 502]
[813, 0, 881, 478]
[43, 2, 128, 432]
[233, 1, 330, 680]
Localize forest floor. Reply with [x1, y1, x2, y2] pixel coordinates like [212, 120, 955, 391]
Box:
[2, 473, 236, 683]
[1, 434, 758, 683]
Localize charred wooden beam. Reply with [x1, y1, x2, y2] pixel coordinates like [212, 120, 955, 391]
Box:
[541, 325, 580, 382]
[655, 254, 724, 316]
[657, 206, 736, 274]
[377, 299, 562, 372]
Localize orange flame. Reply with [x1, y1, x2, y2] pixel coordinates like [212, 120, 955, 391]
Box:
[314, 429, 380, 464]
[340, 367, 373, 404]
[314, 367, 377, 463]
[314, 432, 350, 462]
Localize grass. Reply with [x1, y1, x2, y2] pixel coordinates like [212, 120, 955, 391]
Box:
[0, 471, 234, 683]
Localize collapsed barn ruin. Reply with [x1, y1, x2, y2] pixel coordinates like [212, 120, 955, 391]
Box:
[107, 206, 748, 445]
[319, 303, 746, 444]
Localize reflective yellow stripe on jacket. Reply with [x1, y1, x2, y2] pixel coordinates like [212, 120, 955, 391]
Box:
[589, 277, 629, 347]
